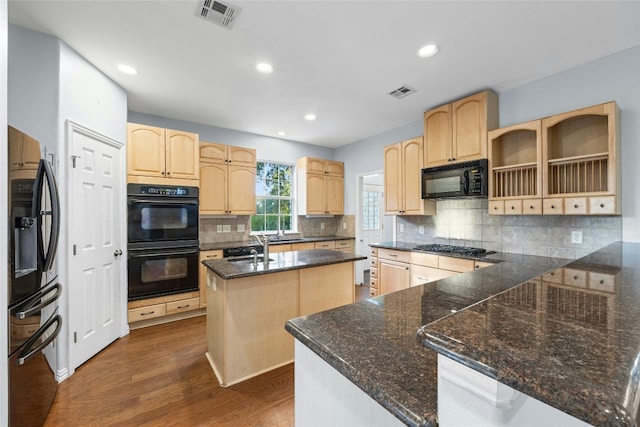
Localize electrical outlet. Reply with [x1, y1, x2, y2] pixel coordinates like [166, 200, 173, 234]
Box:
[216, 225, 223, 233]
[343, 222, 347, 230]
[222, 225, 231, 233]
[571, 231, 583, 244]
[419, 226, 425, 235]
[237, 224, 245, 232]
[399, 224, 405, 232]
[321, 223, 325, 230]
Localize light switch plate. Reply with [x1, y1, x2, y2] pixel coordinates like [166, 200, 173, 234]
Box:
[237, 224, 245, 232]
[419, 226, 425, 234]
[216, 225, 223, 233]
[321, 223, 325, 230]
[223, 225, 231, 233]
[399, 224, 405, 232]
[343, 222, 347, 230]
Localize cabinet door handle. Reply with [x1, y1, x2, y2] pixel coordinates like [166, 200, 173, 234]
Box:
[140, 311, 155, 316]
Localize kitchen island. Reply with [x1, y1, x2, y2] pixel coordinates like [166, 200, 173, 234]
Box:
[203, 249, 366, 386]
[285, 246, 571, 426]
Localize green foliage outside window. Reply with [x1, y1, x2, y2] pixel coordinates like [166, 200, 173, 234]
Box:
[251, 162, 294, 233]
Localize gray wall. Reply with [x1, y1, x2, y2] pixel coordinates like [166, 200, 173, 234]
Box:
[336, 46, 640, 252]
[128, 111, 334, 165]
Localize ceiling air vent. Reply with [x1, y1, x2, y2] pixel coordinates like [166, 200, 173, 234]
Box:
[197, 0, 241, 29]
[389, 85, 417, 99]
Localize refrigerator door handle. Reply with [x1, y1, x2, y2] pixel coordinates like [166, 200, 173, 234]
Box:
[33, 159, 61, 272]
[17, 313, 62, 366]
[15, 282, 62, 320]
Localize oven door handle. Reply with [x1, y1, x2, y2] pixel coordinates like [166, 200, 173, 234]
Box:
[129, 248, 198, 258]
[128, 198, 198, 205]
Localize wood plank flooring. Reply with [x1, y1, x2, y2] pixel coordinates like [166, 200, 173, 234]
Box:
[45, 285, 370, 426]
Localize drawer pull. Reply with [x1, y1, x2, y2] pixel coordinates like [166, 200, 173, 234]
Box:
[494, 206, 498, 210]
[574, 204, 579, 209]
[600, 280, 605, 284]
[207, 255, 219, 258]
[511, 206, 515, 210]
[177, 304, 190, 310]
[388, 254, 398, 257]
[574, 276, 578, 280]
[529, 205, 534, 209]
[140, 311, 155, 316]
[600, 203, 605, 208]
[551, 205, 555, 209]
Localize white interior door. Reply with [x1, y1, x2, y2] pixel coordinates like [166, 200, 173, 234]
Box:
[68, 122, 124, 370]
[356, 174, 385, 285]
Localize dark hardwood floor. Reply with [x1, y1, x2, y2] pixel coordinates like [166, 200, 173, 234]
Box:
[45, 285, 370, 426]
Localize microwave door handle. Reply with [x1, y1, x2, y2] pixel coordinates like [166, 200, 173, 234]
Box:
[128, 199, 198, 205]
[33, 159, 61, 272]
[463, 170, 470, 194]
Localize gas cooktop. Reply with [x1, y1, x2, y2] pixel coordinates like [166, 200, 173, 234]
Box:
[413, 244, 494, 256]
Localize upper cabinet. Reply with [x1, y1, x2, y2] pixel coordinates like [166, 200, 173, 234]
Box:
[127, 123, 199, 184]
[424, 90, 499, 168]
[8, 126, 41, 171]
[384, 137, 436, 216]
[488, 120, 543, 215]
[488, 101, 620, 216]
[199, 142, 256, 215]
[297, 157, 344, 215]
[542, 101, 620, 215]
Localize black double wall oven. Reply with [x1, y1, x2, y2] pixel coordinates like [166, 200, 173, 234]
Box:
[127, 184, 199, 301]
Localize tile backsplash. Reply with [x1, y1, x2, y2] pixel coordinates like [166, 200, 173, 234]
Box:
[199, 215, 355, 244]
[396, 199, 622, 259]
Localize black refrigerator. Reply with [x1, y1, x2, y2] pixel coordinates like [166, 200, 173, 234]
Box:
[7, 126, 62, 426]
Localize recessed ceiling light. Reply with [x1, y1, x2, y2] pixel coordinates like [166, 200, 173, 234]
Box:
[418, 44, 439, 58]
[117, 63, 138, 75]
[304, 114, 316, 121]
[278, 131, 286, 136]
[256, 62, 274, 74]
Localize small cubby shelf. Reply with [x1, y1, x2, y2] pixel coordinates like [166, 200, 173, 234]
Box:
[489, 101, 620, 216]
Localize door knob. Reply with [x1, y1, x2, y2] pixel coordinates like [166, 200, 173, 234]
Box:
[114, 249, 123, 257]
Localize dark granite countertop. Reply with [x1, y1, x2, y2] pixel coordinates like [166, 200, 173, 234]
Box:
[419, 241, 640, 427]
[200, 236, 354, 251]
[203, 249, 366, 279]
[285, 249, 570, 426]
[370, 241, 505, 263]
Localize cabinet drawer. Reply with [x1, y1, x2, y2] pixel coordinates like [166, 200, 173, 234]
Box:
[291, 242, 316, 251]
[410, 252, 438, 268]
[589, 196, 617, 215]
[563, 268, 587, 287]
[369, 247, 378, 257]
[504, 200, 522, 215]
[370, 277, 378, 289]
[411, 265, 456, 286]
[438, 256, 475, 273]
[488, 201, 504, 215]
[314, 241, 336, 250]
[522, 199, 542, 215]
[588, 272, 615, 293]
[542, 269, 563, 284]
[200, 250, 222, 260]
[474, 261, 494, 270]
[128, 303, 166, 323]
[377, 248, 411, 263]
[369, 267, 378, 278]
[369, 258, 378, 268]
[166, 297, 200, 315]
[369, 287, 379, 297]
[543, 198, 564, 215]
[564, 197, 588, 215]
[335, 240, 353, 251]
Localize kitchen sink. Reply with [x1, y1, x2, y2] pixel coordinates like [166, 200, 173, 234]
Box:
[227, 255, 274, 263]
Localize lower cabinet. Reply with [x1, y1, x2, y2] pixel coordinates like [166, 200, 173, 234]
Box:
[199, 250, 223, 308]
[127, 291, 201, 327]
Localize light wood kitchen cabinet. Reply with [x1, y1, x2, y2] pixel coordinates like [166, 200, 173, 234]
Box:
[127, 123, 199, 184]
[424, 90, 499, 168]
[128, 291, 201, 327]
[369, 247, 379, 297]
[199, 141, 256, 215]
[542, 101, 620, 215]
[377, 248, 411, 295]
[488, 119, 543, 216]
[297, 157, 344, 215]
[8, 126, 41, 171]
[270, 244, 291, 253]
[291, 242, 316, 251]
[334, 239, 354, 252]
[384, 137, 435, 215]
[314, 241, 336, 250]
[199, 250, 223, 308]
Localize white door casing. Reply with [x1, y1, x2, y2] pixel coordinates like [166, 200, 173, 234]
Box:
[67, 121, 125, 372]
[355, 172, 385, 285]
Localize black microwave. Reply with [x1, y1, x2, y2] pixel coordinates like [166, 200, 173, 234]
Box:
[421, 159, 488, 199]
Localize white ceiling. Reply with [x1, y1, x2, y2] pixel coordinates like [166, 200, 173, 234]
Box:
[8, 1, 640, 148]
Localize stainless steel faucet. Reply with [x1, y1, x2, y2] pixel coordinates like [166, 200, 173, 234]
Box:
[253, 234, 270, 262]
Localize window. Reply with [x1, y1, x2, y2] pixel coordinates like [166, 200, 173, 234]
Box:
[251, 162, 294, 233]
[362, 190, 380, 230]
